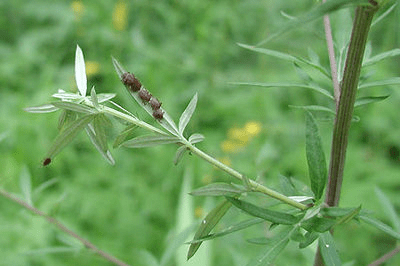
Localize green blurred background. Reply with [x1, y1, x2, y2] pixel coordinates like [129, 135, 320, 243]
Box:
[1, 0, 399, 265]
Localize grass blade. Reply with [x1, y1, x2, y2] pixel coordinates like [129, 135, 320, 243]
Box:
[179, 93, 198, 135]
[187, 200, 232, 260]
[305, 111, 327, 200]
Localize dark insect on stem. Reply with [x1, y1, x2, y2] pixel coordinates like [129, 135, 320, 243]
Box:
[138, 88, 152, 102]
[122, 72, 141, 92]
[43, 158, 51, 166]
[149, 97, 162, 110]
[152, 108, 164, 120]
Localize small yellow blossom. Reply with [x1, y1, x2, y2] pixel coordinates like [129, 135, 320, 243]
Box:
[221, 140, 245, 153]
[245, 121, 262, 136]
[227, 127, 249, 143]
[113, 1, 128, 31]
[194, 207, 204, 218]
[71, 1, 84, 20]
[85, 61, 100, 76]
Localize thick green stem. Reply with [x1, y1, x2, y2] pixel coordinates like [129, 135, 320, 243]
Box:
[314, 2, 378, 266]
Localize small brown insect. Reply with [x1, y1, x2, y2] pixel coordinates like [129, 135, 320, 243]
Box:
[149, 97, 162, 110]
[152, 108, 164, 120]
[138, 88, 152, 102]
[43, 158, 52, 166]
[122, 72, 141, 92]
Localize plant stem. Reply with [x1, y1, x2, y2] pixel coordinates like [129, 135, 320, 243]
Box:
[314, 2, 378, 265]
[0, 188, 131, 266]
[184, 141, 308, 210]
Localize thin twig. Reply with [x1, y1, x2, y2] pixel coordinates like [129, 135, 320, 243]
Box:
[368, 246, 400, 266]
[0, 188, 131, 266]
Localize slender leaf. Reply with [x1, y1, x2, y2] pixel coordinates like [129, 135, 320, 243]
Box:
[354, 95, 390, 108]
[113, 124, 138, 148]
[299, 231, 319, 249]
[305, 112, 327, 200]
[52, 91, 84, 101]
[321, 206, 361, 218]
[255, 0, 369, 45]
[179, 93, 198, 135]
[363, 48, 400, 66]
[173, 146, 187, 165]
[226, 197, 301, 225]
[91, 87, 100, 110]
[301, 216, 336, 233]
[24, 104, 59, 113]
[189, 133, 205, 144]
[246, 227, 292, 266]
[122, 135, 180, 148]
[187, 200, 232, 260]
[75, 45, 87, 96]
[290, 226, 306, 242]
[97, 93, 116, 103]
[335, 206, 361, 225]
[375, 187, 400, 232]
[58, 110, 77, 131]
[358, 77, 400, 89]
[187, 218, 264, 244]
[232, 81, 334, 99]
[190, 183, 246, 197]
[45, 114, 95, 160]
[319, 232, 341, 266]
[51, 101, 97, 114]
[290, 105, 336, 115]
[359, 214, 400, 240]
[371, 3, 397, 27]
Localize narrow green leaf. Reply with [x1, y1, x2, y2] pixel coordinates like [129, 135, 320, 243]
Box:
[375, 187, 400, 232]
[358, 77, 400, 89]
[290, 105, 336, 115]
[122, 135, 180, 148]
[51, 101, 96, 114]
[319, 232, 342, 266]
[190, 183, 246, 197]
[91, 87, 100, 110]
[187, 200, 232, 260]
[173, 146, 187, 165]
[290, 226, 306, 242]
[113, 124, 138, 148]
[45, 114, 95, 161]
[232, 81, 334, 99]
[363, 48, 400, 66]
[75, 45, 87, 96]
[299, 231, 319, 249]
[226, 197, 301, 225]
[321, 206, 361, 218]
[354, 95, 390, 107]
[246, 227, 292, 266]
[301, 216, 336, 233]
[179, 93, 198, 135]
[19, 166, 33, 206]
[305, 111, 327, 200]
[24, 104, 59, 113]
[52, 91, 84, 101]
[255, 0, 369, 45]
[188, 133, 205, 144]
[111, 56, 126, 78]
[359, 214, 400, 240]
[187, 218, 264, 244]
[58, 110, 77, 131]
[97, 93, 116, 103]
[335, 206, 361, 225]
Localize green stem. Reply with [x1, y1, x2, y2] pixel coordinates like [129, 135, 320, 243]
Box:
[184, 140, 308, 210]
[314, 2, 378, 266]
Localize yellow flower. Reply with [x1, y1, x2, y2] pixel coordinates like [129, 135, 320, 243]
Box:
[227, 127, 250, 143]
[85, 61, 100, 76]
[194, 207, 204, 218]
[113, 1, 128, 31]
[71, 0, 84, 20]
[244, 121, 262, 136]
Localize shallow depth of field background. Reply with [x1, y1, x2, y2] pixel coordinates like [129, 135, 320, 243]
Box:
[0, 0, 399, 265]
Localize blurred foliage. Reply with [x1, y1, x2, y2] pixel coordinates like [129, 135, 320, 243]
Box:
[0, 0, 399, 265]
